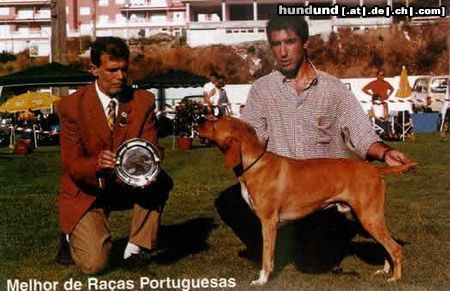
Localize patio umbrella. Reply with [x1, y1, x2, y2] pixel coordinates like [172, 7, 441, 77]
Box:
[395, 65, 412, 98]
[0, 91, 60, 113]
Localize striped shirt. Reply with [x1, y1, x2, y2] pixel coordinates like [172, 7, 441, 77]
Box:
[241, 69, 380, 160]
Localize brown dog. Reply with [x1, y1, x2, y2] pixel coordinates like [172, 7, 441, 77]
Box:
[197, 116, 417, 285]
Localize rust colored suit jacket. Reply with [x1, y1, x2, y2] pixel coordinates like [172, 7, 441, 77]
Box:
[58, 83, 161, 234]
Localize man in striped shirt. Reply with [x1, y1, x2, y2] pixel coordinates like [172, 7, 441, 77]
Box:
[241, 15, 411, 165]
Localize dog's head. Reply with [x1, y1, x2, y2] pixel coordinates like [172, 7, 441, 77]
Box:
[197, 116, 253, 169]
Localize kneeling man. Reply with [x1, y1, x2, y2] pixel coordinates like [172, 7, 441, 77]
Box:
[55, 37, 172, 274]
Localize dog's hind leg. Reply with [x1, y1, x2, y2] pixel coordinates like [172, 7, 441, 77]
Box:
[365, 220, 402, 282]
[353, 188, 402, 282]
[251, 217, 278, 286]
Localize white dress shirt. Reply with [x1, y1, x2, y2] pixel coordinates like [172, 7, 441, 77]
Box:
[95, 81, 118, 118]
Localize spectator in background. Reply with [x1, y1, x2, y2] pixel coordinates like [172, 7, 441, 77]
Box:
[363, 70, 395, 137]
[17, 109, 36, 126]
[362, 70, 394, 102]
[203, 71, 231, 116]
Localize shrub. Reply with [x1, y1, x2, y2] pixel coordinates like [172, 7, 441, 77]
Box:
[0, 51, 16, 63]
[174, 98, 206, 138]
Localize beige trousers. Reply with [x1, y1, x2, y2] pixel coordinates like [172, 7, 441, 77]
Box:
[69, 204, 161, 274]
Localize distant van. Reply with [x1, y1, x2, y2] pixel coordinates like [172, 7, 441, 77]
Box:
[411, 75, 449, 112]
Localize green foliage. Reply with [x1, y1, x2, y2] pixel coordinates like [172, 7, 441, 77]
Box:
[0, 51, 16, 64]
[174, 98, 206, 137]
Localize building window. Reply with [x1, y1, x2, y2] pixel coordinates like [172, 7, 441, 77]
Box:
[258, 4, 278, 20]
[0, 8, 10, 16]
[80, 24, 92, 34]
[99, 15, 109, 24]
[116, 13, 126, 23]
[80, 7, 91, 16]
[116, 0, 125, 4]
[130, 0, 146, 5]
[17, 8, 34, 19]
[229, 4, 253, 21]
[152, 0, 166, 7]
[151, 14, 166, 23]
[99, 0, 109, 7]
[173, 12, 184, 22]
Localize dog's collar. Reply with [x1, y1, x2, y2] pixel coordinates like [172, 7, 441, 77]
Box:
[233, 149, 266, 177]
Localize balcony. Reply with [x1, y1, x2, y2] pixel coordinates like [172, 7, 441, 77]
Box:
[187, 20, 266, 30]
[0, 17, 50, 24]
[333, 17, 392, 28]
[0, 31, 50, 41]
[0, 1, 50, 7]
[96, 19, 186, 29]
[122, 0, 185, 12]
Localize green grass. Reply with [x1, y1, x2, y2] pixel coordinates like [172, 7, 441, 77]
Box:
[0, 134, 449, 290]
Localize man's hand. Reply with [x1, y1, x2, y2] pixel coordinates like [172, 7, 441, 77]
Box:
[367, 142, 412, 166]
[97, 150, 116, 171]
[384, 149, 412, 167]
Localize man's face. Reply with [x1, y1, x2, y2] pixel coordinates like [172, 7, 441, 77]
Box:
[92, 53, 129, 97]
[216, 77, 225, 88]
[269, 28, 305, 76]
[377, 71, 385, 81]
[210, 75, 218, 85]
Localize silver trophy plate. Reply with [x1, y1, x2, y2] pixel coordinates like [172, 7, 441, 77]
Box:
[115, 138, 161, 187]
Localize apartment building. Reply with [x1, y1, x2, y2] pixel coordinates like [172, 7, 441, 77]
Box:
[0, 0, 187, 56]
[0, 1, 52, 56]
[0, 0, 443, 57]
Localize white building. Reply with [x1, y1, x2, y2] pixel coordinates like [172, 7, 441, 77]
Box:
[183, 0, 398, 46]
[0, 0, 445, 56]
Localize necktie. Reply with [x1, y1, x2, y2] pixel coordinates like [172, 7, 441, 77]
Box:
[107, 99, 116, 131]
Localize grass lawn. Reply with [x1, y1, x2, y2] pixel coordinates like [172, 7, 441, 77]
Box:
[0, 133, 448, 290]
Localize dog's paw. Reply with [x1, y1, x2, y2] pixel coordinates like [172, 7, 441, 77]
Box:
[387, 276, 400, 282]
[250, 270, 269, 286]
[374, 259, 391, 275]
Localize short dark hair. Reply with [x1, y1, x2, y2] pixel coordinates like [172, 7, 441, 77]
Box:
[209, 70, 221, 79]
[90, 37, 130, 66]
[266, 15, 309, 44]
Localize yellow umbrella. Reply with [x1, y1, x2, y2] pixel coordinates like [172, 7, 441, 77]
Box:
[395, 65, 412, 98]
[0, 92, 60, 113]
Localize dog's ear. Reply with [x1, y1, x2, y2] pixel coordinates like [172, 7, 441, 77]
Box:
[224, 137, 241, 169]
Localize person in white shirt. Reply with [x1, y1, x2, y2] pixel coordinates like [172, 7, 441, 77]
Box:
[203, 71, 231, 116]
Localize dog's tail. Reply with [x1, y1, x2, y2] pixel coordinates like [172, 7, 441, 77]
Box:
[377, 161, 418, 176]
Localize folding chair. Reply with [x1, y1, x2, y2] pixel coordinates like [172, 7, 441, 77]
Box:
[394, 111, 415, 141]
[368, 108, 385, 135]
[370, 104, 397, 139]
[440, 102, 449, 132]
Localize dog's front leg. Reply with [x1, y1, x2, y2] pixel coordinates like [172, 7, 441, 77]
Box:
[251, 217, 278, 286]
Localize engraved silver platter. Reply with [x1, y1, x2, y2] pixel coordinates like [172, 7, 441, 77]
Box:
[115, 138, 161, 187]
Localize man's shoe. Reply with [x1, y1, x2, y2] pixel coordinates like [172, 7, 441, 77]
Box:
[123, 243, 156, 270]
[55, 233, 74, 265]
[123, 242, 143, 260]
